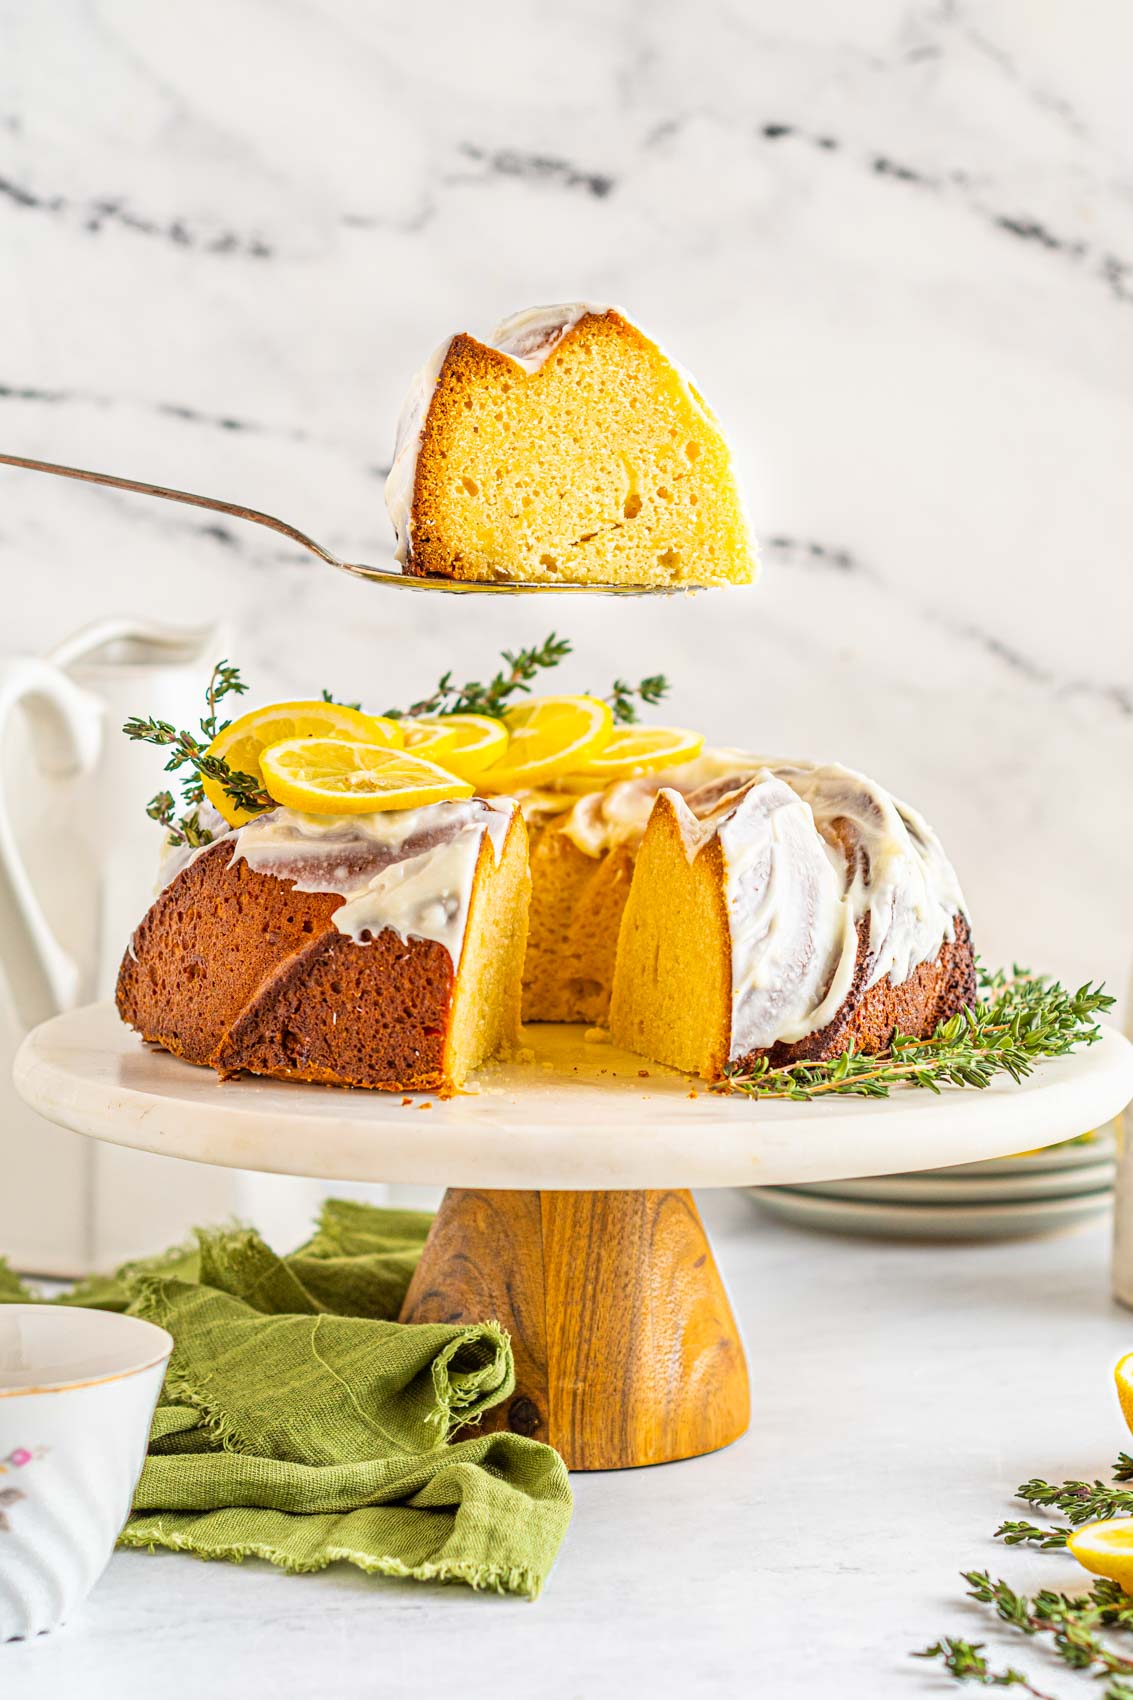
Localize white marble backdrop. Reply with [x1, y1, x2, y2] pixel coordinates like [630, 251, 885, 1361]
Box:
[1, 0, 1131, 1000]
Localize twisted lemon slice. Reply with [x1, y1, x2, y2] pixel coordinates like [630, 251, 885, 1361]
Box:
[203, 701, 403, 826]
[402, 713, 509, 779]
[555, 725, 705, 791]
[479, 695, 612, 791]
[260, 739, 473, 813]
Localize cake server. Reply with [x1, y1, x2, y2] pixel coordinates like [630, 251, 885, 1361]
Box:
[0, 453, 693, 596]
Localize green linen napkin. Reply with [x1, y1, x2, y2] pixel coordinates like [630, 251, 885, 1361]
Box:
[0, 1203, 571, 1599]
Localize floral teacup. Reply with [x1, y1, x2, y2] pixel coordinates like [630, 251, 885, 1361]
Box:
[0, 1305, 171, 1639]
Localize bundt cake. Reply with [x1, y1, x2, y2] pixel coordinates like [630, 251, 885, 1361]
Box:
[117, 799, 529, 1093]
[384, 304, 756, 587]
[118, 758, 974, 1091]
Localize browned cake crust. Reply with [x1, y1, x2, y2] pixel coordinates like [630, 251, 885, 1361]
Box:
[116, 839, 456, 1091]
[405, 330, 511, 579]
[739, 912, 978, 1072]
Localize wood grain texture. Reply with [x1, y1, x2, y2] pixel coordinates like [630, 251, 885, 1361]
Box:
[399, 1187, 750, 1469]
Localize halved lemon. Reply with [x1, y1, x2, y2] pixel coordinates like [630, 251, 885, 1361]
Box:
[203, 701, 404, 826]
[402, 713, 509, 779]
[259, 739, 473, 814]
[479, 695, 613, 792]
[1067, 1519, 1133, 1592]
[1115, 1352, 1133, 1436]
[556, 726, 705, 791]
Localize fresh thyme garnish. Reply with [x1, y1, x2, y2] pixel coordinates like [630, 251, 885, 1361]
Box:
[993, 1461, 1133, 1549]
[384, 633, 671, 724]
[918, 1573, 1133, 1696]
[997, 1521, 1072, 1551]
[386, 634, 573, 719]
[605, 673, 670, 725]
[919, 1458, 1133, 1695]
[914, 1636, 1057, 1697]
[320, 687, 362, 710]
[716, 966, 1114, 1102]
[123, 660, 271, 847]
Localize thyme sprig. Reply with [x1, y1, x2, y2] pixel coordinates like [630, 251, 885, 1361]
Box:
[919, 1459, 1133, 1696]
[605, 672, 670, 724]
[384, 634, 671, 725]
[996, 1464, 1133, 1544]
[123, 660, 271, 847]
[716, 966, 1113, 1102]
[386, 634, 573, 719]
[914, 1637, 1056, 1697]
[918, 1576, 1133, 1696]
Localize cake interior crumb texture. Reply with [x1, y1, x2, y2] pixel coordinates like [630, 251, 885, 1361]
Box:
[407, 311, 755, 586]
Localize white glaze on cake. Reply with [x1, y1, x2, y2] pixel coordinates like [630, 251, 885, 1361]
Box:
[667, 778, 858, 1053]
[158, 799, 515, 967]
[531, 751, 967, 1059]
[384, 302, 615, 567]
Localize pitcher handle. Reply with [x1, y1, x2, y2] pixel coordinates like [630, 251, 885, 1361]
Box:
[0, 659, 102, 1027]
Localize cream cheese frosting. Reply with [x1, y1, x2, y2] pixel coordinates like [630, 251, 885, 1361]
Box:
[158, 799, 515, 967]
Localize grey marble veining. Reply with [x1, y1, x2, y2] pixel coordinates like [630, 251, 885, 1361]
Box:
[1, 0, 1132, 999]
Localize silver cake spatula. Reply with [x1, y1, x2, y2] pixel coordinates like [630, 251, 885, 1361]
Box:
[0, 453, 696, 596]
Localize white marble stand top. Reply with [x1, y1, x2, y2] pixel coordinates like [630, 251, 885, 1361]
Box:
[14, 1002, 1133, 1190]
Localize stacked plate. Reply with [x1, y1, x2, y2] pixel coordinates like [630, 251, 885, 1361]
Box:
[746, 1130, 1117, 1241]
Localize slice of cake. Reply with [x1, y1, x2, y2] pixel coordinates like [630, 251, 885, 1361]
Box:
[385, 304, 756, 587]
[117, 798, 529, 1093]
[608, 766, 976, 1080]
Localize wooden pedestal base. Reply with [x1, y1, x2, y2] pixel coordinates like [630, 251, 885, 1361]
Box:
[399, 1187, 750, 1471]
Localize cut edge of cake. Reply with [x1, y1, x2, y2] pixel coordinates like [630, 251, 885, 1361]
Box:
[116, 802, 530, 1094]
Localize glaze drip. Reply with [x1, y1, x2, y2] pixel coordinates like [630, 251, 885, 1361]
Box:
[159, 799, 515, 967]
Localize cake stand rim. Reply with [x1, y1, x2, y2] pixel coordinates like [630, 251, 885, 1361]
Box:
[13, 1001, 1133, 1191]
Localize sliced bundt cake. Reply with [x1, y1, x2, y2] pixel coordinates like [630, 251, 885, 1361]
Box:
[385, 304, 756, 587]
[117, 799, 530, 1093]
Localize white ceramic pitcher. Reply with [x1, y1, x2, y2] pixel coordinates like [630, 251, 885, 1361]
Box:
[0, 619, 240, 1274]
[0, 619, 389, 1274]
[0, 619, 223, 1023]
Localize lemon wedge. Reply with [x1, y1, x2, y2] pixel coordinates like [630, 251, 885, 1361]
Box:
[556, 725, 705, 790]
[203, 701, 403, 826]
[1067, 1519, 1133, 1592]
[259, 739, 473, 813]
[402, 713, 509, 779]
[479, 695, 613, 791]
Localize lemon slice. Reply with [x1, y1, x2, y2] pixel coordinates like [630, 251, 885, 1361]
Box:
[203, 701, 404, 826]
[259, 739, 473, 813]
[402, 713, 509, 779]
[556, 726, 705, 791]
[480, 695, 613, 791]
[1067, 1519, 1133, 1592]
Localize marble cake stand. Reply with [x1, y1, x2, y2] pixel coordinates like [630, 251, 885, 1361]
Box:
[16, 1003, 1133, 1471]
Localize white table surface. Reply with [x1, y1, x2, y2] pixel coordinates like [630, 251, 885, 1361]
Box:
[6, 1187, 1131, 1700]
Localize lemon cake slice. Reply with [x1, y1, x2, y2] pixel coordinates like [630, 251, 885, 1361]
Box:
[116, 799, 530, 1093]
[385, 304, 755, 586]
[608, 766, 975, 1080]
